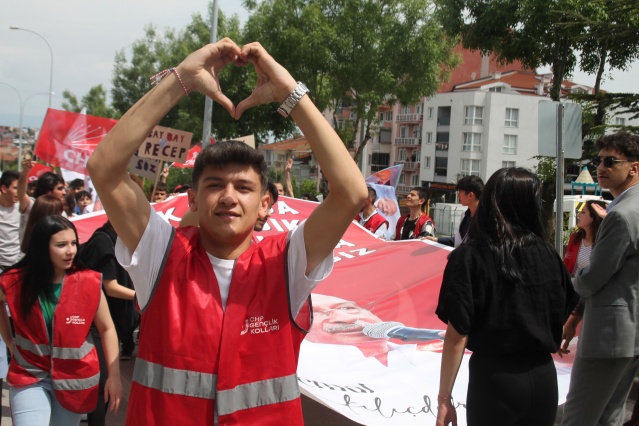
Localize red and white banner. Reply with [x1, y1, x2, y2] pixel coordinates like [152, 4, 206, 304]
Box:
[27, 162, 53, 182]
[171, 145, 201, 169]
[71, 196, 576, 426]
[35, 109, 118, 175]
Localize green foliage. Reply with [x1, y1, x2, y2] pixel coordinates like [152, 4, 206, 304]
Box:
[61, 85, 118, 118]
[244, 0, 459, 163]
[110, 9, 297, 144]
[300, 178, 318, 199]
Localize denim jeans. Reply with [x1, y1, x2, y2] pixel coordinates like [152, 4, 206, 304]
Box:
[9, 377, 82, 426]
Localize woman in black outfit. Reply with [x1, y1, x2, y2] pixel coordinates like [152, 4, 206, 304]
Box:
[435, 168, 578, 426]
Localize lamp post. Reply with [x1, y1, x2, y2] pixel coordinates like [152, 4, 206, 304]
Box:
[0, 82, 52, 171]
[201, 0, 219, 147]
[10, 26, 54, 108]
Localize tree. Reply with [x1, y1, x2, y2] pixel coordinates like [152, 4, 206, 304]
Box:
[111, 6, 298, 145]
[244, 0, 459, 164]
[61, 85, 118, 118]
[436, 0, 586, 101]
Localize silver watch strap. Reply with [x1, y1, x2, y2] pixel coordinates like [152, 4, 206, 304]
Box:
[277, 82, 309, 118]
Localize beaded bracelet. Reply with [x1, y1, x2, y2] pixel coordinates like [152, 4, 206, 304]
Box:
[150, 67, 189, 96]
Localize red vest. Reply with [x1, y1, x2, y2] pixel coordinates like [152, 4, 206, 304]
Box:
[395, 213, 435, 240]
[360, 211, 389, 235]
[127, 227, 310, 426]
[0, 267, 101, 413]
[563, 233, 581, 275]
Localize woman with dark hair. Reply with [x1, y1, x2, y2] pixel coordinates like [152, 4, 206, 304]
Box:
[435, 168, 577, 426]
[0, 216, 121, 425]
[20, 194, 64, 253]
[563, 200, 608, 277]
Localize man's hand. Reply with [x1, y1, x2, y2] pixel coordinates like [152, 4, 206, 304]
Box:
[558, 314, 581, 358]
[21, 158, 34, 174]
[285, 158, 293, 174]
[234, 42, 298, 119]
[175, 38, 242, 117]
[160, 166, 169, 183]
[424, 236, 439, 242]
[591, 203, 607, 219]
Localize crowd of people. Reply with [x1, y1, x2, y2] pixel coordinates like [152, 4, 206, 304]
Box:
[0, 38, 637, 426]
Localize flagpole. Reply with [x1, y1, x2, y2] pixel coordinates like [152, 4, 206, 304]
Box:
[150, 163, 162, 203]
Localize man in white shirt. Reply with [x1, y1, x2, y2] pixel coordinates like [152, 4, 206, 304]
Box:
[88, 39, 367, 424]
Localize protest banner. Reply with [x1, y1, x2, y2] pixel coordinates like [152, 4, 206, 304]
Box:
[34, 109, 118, 175]
[71, 196, 577, 426]
[128, 150, 162, 180]
[27, 162, 53, 182]
[138, 126, 191, 163]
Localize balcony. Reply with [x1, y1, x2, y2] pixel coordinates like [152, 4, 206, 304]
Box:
[371, 164, 390, 172]
[396, 113, 423, 123]
[394, 161, 420, 170]
[397, 184, 412, 194]
[395, 137, 421, 146]
[435, 142, 449, 151]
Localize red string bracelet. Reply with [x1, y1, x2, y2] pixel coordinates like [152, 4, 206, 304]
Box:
[150, 67, 189, 96]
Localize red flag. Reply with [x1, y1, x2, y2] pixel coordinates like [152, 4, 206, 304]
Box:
[171, 145, 201, 169]
[27, 163, 53, 182]
[209, 136, 215, 145]
[34, 109, 118, 175]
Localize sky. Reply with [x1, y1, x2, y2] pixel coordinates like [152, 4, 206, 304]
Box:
[1, 0, 638, 129]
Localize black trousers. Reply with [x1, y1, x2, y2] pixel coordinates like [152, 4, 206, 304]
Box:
[466, 352, 558, 426]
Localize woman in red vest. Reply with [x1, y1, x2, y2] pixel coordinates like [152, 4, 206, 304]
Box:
[0, 215, 121, 426]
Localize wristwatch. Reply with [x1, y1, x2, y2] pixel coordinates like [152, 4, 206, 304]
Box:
[277, 82, 309, 118]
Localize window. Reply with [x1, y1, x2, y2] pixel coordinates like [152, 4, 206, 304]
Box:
[337, 120, 344, 129]
[401, 104, 409, 114]
[505, 108, 519, 127]
[277, 154, 285, 161]
[502, 161, 516, 168]
[411, 174, 420, 186]
[503, 135, 517, 154]
[386, 111, 392, 121]
[399, 173, 406, 185]
[462, 133, 482, 152]
[424, 156, 431, 169]
[489, 86, 504, 92]
[426, 132, 433, 144]
[615, 117, 626, 126]
[461, 159, 480, 176]
[378, 112, 384, 122]
[416, 104, 423, 114]
[413, 126, 422, 139]
[427, 107, 434, 120]
[464, 106, 483, 125]
[371, 152, 390, 166]
[435, 157, 448, 176]
[400, 126, 409, 138]
[399, 149, 407, 161]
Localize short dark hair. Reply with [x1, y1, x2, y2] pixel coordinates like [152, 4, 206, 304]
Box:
[34, 172, 65, 198]
[74, 190, 92, 201]
[411, 187, 429, 212]
[367, 187, 378, 203]
[192, 141, 268, 192]
[69, 178, 85, 190]
[0, 170, 19, 188]
[456, 175, 484, 199]
[153, 182, 167, 193]
[596, 132, 639, 161]
[267, 181, 279, 205]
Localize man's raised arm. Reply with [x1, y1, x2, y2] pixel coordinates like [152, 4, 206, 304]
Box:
[235, 43, 368, 274]
[88, 38, 242, 252]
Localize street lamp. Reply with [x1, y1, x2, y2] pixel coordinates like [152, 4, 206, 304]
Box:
[0, 82, 53, 171]
[10, 26, 54, 108]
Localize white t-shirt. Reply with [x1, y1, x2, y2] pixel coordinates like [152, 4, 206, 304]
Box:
[0, 202, 25, 267]
[115, 210, 333, 315]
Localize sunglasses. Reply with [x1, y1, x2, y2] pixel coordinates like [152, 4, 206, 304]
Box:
[593, 156, 633, 168]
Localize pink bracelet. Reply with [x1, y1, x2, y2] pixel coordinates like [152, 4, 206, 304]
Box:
[150, 67, 189, 96]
